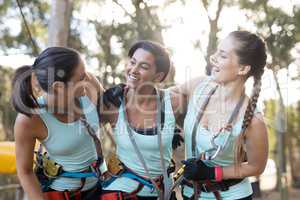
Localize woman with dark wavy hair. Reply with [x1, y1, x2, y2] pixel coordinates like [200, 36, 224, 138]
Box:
[100, 40, 186, 200]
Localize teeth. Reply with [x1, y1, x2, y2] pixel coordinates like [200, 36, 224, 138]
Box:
[129, 74, 138, 80]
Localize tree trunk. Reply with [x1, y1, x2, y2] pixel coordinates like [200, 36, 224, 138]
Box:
[272, 70, 289, 199]
[48, 0, 73, 47]
[200, 0, 224, 75]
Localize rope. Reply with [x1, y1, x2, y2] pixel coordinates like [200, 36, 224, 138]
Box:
[16, 0, 39, 56]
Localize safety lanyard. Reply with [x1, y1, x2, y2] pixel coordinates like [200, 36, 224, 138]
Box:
[79, 99, 104, 177]
[122, 88, 167, 198]
[191, 85, 246, 159]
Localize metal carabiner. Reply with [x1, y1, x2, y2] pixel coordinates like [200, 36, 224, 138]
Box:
[210, 133, 220, 149]
[205, 145, 222, 160]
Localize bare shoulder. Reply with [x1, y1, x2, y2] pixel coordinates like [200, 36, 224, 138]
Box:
[14, 114, 46, 141]
[168, 89, 187, 110]
[245, 112, 268, 140]
[85, 72, 104, 105]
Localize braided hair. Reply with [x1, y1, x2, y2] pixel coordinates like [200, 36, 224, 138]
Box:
[229, 31, 267, 168]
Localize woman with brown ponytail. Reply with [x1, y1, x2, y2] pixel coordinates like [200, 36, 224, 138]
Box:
[176, 31, 268, 200]
[11, 47, 114, 200]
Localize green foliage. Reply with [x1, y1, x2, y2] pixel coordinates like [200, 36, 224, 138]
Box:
[0, 0, 49, 54]
[264, 99, 277, 158]
[75, 0, 169, 87]
[239, 0, 300, 70]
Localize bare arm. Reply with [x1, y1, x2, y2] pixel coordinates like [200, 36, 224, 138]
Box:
[169, 90, 187, 128]
[85, 72, 104, 106]
[169, 76, 206, 99]
[14, 114, 45, 200]
[222, 113, 269, 179]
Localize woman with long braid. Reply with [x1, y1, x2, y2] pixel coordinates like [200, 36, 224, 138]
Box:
[176, 31, 268, 199]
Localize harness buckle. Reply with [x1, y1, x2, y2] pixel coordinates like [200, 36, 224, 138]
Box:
[106, 153, 125, 176]
[41, 153, 62, 177]
[201, 183, 209, 193]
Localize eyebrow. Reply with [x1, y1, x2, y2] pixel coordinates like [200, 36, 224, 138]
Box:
[132, 56, 152, 67]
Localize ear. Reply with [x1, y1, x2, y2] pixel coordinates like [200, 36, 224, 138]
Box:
[238, 65, 251, 76]
[31, 73, 43, 96]
[153, 72, 166, 83]
[51, 81, 65, 94]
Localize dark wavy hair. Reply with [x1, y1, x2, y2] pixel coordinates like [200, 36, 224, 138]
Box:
[128, 40, 170, 81]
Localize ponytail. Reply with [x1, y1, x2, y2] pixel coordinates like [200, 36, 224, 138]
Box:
[11, 65, 38, 116]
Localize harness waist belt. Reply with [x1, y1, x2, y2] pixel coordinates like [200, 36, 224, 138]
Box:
[184, 178, 244, 192]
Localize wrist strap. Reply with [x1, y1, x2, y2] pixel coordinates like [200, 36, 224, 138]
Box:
[215, 166, 223, 182]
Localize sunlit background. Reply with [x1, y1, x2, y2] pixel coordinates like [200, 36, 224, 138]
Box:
[0, 1, 300, 199]
[1, 0, 299, 105]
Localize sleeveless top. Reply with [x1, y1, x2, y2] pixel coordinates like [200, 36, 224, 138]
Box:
[183, 77, 261, 199]
[103, 89, 176, 197]
[37, 96, 100, 191]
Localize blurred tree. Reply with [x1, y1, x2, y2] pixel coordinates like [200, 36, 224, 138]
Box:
[84, 0, 174, 87]
[194, 0, 237, 75]
[0, 0, 49, 55]
[263, 100, 277, 159]
[48, 0, 73, 47]
[199, 0, 225, 75]
[0, 66, 16, 141]
[287, 102, 300, 187]
[239, 0, 300, 193]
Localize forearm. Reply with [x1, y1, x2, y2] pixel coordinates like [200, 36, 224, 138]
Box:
[18, 171, 44, 200]
[222, 162, 265, 180]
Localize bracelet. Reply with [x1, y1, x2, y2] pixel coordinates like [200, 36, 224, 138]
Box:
[215, 166, 223, 182]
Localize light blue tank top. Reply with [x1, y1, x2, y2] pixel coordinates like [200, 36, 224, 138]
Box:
[37, 96, 100, 191]
[183, 77, 260, 199]
[103, 89, 176, 197]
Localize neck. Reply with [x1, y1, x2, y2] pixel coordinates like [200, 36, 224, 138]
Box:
[44, 94, 79, 115]
[217, 79, 245, 102]
[126, 86, 157, 106]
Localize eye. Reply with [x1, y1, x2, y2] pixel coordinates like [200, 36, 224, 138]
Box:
[129, 60, 135, 66]
[220, 54, 227, 59]
[140, 63, 149, 69]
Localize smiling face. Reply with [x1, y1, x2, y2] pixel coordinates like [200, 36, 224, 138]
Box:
[125, 48, 165, 90]
[210, 36, 249, 84]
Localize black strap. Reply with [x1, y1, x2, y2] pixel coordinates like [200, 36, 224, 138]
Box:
[79, 99, 104, 178]
[191, 85, 218, 157]
[183, 178, 243, 193]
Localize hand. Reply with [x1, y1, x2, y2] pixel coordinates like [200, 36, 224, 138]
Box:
[181, 159, 215, 181]
[102, 84, 126, 108]
[172, 128, 184, 150]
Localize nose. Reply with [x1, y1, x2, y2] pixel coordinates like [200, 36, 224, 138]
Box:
[209, 53, 217, 65]
[129, 63, 139, 74]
